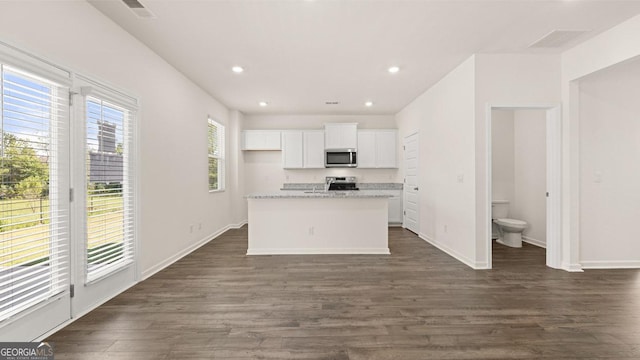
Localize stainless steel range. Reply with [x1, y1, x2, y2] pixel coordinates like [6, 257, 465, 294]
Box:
[325, 176, 359, 191]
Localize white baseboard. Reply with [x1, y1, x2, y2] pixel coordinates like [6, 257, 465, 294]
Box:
[562, 262, 584, 272]
[419, 233, 484, 269]
[247, 248, 390, 255]
[230, 220, 248, 229]
[141, 222, 242, 281]
[522, 236, 546, 248]
[581, 260, 640, 269]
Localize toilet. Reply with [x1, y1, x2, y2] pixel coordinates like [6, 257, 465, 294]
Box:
[492, 200, 527, 248]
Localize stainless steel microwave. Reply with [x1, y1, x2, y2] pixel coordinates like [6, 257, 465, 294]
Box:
[325, 149, 357, 168]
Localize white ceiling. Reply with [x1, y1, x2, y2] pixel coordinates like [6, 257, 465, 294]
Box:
[88, 0, 640, 115]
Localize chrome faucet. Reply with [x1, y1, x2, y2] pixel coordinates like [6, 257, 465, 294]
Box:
[324, 177, 335, 192]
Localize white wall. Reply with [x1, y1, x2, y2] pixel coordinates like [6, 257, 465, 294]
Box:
[513, 110, 546, 246]
[577, 58, 640, 268]
[396, 54, 559, 268]
[229, 110, 247, 225]
[395, 56, 477, 267]
[0, 2, 244, 279]
[491, 110, 515, 202]
[561, 14, 640, 270]
[243, 114, 401, 197]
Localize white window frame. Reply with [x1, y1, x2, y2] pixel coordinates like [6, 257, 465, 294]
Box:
[208, 117, 225, 192]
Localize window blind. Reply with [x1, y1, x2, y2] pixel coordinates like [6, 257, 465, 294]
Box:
[0, 65, 70, 322]
[84, 96, 135, 283]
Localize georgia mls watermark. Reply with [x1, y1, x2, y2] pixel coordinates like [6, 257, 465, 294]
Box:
[0, 342, 54, 360]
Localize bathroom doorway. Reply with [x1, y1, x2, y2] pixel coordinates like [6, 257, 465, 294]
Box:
[486, 104, 562, 269]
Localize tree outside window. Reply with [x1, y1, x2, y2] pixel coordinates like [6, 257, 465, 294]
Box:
[208, 118, 224, 191]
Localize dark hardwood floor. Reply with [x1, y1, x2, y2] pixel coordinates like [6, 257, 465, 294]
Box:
[48, 227, 640, 359]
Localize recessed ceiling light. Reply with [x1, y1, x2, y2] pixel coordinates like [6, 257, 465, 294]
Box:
[388, 66, 400, 74]
[259, 101, 268, 107]
[365, 101, 373, 107]
[231, 66, 244, 73]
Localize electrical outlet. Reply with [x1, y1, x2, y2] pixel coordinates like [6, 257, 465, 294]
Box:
[198, 223, 202, 231]
[594, 171, 602, 183]
[189, 224, 194, 233]
[444, 225, 448, 233]
[308, 226, 314, 236]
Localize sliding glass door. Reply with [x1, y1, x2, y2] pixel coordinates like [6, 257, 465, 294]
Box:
[69, 78, 137, 316]
[0, 63, 71, 340]
[0, 45, 137, 340]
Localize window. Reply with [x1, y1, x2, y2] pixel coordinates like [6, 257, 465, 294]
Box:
[0, 64, 70, 321]
[207, 118, 224, 191]
[84, 94, 135, 283]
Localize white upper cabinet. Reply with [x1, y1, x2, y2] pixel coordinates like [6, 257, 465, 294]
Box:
[357, 129, 397, 169]
[375, 130, 398, 168]
[242, 130, 281, 150]
[246, 125, 396, 169]
[281, 131, 303, 169]
[282, 130, 325, 169]
[324, 123, 357, 149]
[303, 131, 325, 168]
[356, 131, 376, 168]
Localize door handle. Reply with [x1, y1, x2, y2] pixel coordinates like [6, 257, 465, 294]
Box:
[414, 187, 419, 191]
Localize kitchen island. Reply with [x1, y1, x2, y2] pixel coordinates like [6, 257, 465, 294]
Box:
[246, 191, 391, 255]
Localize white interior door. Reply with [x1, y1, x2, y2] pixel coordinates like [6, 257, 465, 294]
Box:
[403, 133, 419, 233]
[69, 80, 137, 316]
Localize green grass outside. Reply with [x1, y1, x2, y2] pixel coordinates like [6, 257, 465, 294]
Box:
[0, 195, 125, 267]
[0, 198, 51, 232]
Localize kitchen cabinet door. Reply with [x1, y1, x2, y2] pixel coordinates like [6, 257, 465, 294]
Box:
[357, 131, 376, 168]
[388, 191, 403, 224]
[282, 131, 303, 169]
[375, 130, 398, 168]
[356, 129, 397, 168]
[242, 130, 281, 150]
[303, 131, 325, 168]
[325, 123, 357, 149]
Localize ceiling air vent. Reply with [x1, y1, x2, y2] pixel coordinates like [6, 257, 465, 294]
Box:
[529, 29, 589, 48]
[325, 101, 340, 105]
[122, 0, 156, 19]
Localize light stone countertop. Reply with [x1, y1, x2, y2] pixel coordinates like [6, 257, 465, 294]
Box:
[246, 190, 393, 199]
[280, 183, 402, 191]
